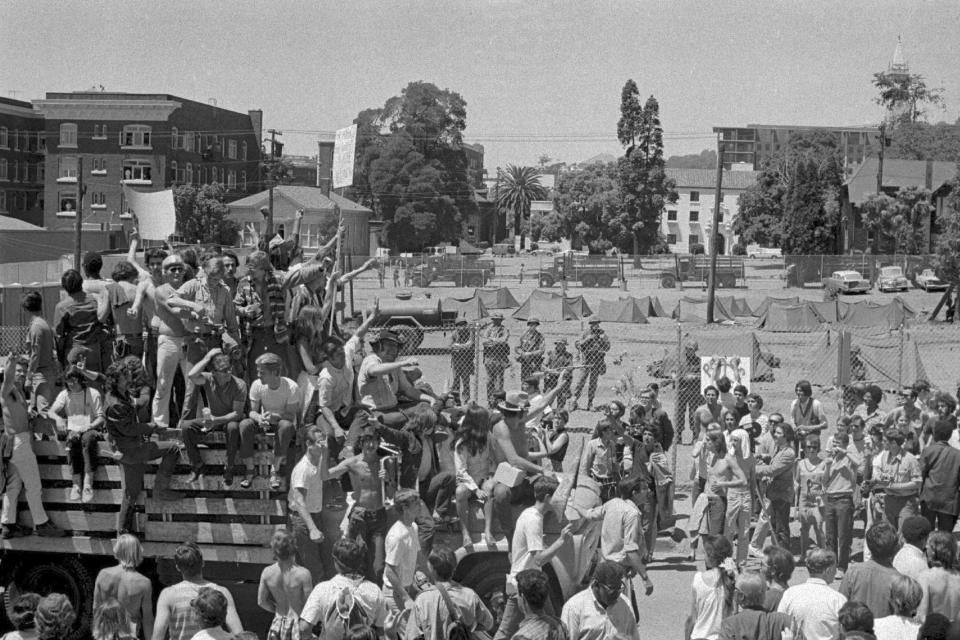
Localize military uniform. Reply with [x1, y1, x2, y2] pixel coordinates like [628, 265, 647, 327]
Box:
[516, 318, 545, 380]
[482, 317, 510, 404]
[544, 340, 574, 409]
[449, 321, 475, 402]
[573, 321, 610, 411]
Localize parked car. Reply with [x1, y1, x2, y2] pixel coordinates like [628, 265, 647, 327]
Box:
[916, 268, 949, 292]
[822, 270, 870, 294]
[877, 266, 910, 292]
[746, 244, 783, 259]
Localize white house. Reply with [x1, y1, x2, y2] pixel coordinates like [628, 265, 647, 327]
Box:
[663, 168, 758, 255]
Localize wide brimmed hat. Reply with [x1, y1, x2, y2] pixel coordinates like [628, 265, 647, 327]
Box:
[498, 391, 530, 413]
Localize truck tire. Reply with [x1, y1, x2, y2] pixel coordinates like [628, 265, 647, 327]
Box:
[581, 274, 598, 287]
[538, 273, 555, 288]
[660, 274, 677, 288]
[4, 556, 93, 640]
[597, 274, 614, 287]
[457, 553, 511, 612]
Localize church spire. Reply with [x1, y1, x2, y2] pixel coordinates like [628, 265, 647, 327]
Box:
[889, 35, 909, 78]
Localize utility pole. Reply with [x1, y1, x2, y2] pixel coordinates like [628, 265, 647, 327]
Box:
[265, 129, 282, 237]
[876, 122, 886, 196]
[73, 157, 86, 270]
[706, 140, 724, 324]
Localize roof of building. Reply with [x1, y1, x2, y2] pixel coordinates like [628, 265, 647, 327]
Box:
[0, 217, 46, 231]
[665, 168, 759, 190]
[844, 157, 956, 205]
[227, 185, 371, 214]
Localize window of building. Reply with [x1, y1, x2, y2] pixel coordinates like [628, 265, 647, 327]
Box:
[240, 170, 246, 190]
[689, 234, 700, 245]
[0, 191, 6, 212]
[59, 123, 78, 147]
[0, 127, 6, 148]
[11, 129, 19, 151]
[201, 167, 208, 184]
[211, 167, 219, 184]
[227, 170, 236, 189]
[37, 162, 44, 182]
[58, 156, 78, 182]
[121, 125, 152, 148]
[184, 132, 195, 153]
[91, 158, 107, 174]
[122, 160, 152, 183]
[228, 140, 237, 160]
[690, 211, 699, 222]
[241, 141, 247, 161]
[689, 191, 700, 203]
[58, 192, 77, 215]
[91, 192, 106, 208]
[170, 161, 179, 183]
[186, 163, 193, 184]
[171, 127, 179, 149]
[0, 159, 6, 181]
[300, 224, 319, 250]
[667, 210, 677, 221]
[93, 124, 108, 139]
[38, 133, 46, 152]
[667, 233, 677, 244]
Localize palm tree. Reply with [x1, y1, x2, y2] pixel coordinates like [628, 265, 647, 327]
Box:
[497, 165, 548, 250]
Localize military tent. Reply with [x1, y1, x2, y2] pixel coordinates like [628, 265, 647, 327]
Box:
[473, 287, 520, 309]
[512, 290, 593, 321]
[752, 296, 801, 318]
[808, 331, 929, 388]
[595, 298, 649, 324]
[632, 295, 667, 318]
[717, 295, 753, 317]
[840, 298, 916, 331]
[755, 303, 826, 332]
[808, 300, 849, 323]
[671, 296, 736, 323]
[442, 295, 489, 321]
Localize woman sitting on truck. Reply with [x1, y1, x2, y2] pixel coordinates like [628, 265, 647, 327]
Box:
[49, 365, 104, 503]
[454, 404, 496, 547]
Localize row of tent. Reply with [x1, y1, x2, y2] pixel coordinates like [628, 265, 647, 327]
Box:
[755, 297, 917, 332]
[444, 288, 670, 323]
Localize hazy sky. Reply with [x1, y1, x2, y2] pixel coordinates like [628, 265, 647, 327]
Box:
[3, 1, 958, 170]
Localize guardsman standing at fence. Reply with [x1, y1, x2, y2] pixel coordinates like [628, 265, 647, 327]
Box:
[573, 319, 610, 412]
[543, 338, 573, 409]
[516, 317, 545, 381]
[449, 318, 475, 403]
[483, 314, 510, 404]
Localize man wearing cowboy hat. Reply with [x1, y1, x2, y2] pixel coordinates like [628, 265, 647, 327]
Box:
[357, 329, 432, 427]
[490, 379, 571, 541]
[572, 319, 610, 412]
[448, 318, 475, 403]
[482, 314, 510, 405]
[543, 338, 574, 410]
[516, 317, 545, 381]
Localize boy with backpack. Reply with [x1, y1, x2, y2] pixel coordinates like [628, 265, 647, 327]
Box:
[406, 545, 493, 640]
[299, 539, 388, 640]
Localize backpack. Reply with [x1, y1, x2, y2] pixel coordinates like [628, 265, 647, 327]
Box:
[435, 582, 473, 640]
[319, 584, 370, 640]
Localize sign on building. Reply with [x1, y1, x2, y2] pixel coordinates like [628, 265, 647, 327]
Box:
[332, 124, 358, 189]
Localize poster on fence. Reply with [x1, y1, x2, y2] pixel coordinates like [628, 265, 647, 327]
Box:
[700, 356, 751, 395]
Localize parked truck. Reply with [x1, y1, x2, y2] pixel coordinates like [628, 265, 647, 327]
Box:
[410, 254, 495, 287]
[0, 423, 599, 640]
[536, 251, 622, 288]
[636, 254, 745, 288]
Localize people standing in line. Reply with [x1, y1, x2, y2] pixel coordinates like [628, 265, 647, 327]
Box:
[572, 319, 609, 412]
[94, 535, 154, 640]
[482, 314, 510, 406]
[257, 531, 313, 640]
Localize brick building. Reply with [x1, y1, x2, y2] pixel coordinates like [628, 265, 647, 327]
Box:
[32, 92, 262, 231]
[0, 96, 46, 226]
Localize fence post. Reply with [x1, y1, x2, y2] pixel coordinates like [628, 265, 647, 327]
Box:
[473, 320, 482, 404]
[672, 324, 682, 479]
[897, 325, 904, 390]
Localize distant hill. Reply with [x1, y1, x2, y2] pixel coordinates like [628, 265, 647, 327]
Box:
[666, 149, 717, 169]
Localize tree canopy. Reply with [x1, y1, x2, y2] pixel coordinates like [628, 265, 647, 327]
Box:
[348, 81, 475, 252]
[554, 161, 622, 253]
[860, 186, 930, 254]
[497, 165, 547, 250]
[666, 149, 718, 169]
[935, 175, 960, 286]
[173, 183, 238, 245]
[873, 71, 945, 125]
[887, 121, 960, 162]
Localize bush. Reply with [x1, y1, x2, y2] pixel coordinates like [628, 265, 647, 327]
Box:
[689, 243, 705, 255]
[732, 244, 747, 256]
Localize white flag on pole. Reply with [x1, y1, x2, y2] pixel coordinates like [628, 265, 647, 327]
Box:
[123, 186, 176, 240]
[332, 124, 358, 189]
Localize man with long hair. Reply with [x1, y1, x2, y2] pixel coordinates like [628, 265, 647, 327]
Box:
[94, 534, 154, 640]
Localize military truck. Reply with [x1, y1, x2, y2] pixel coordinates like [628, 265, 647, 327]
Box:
[536, 251, 622, 288]
[0, 424, 599, 639]
[636, 254, 744, 288]
[410, 254, 495, 287]
[370, 298, 459, 354]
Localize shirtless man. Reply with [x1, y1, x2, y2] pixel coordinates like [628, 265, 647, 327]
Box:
[0, 354, 64, 539]
[341, 425, 391, 580]
[258, 530, 313, 640]
[94, 534, 154, 640]
[490, 372, 571, 542]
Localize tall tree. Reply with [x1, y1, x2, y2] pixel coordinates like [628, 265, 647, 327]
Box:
[935, 175, 960, 286]
[732, 171, 785, 247]
[873, 72, 945, 125]
[780, 159, 841, 254]
[615, 82, 677, 254]
[860, 187, 930, 253]
[497, 165, 547, 250]
[348, 82, 475, 251]
[173, 183, 238, 245]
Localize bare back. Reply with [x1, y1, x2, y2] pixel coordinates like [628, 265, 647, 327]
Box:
[259, 562, 312, 618]
[95, 565, 152, 624]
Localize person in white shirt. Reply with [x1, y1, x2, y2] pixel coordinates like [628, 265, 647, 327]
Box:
[48, 365, 104, 503]
[893, 515, 933, 579]
[383, 489, 426, 619]
[561, 561, 639, 640]
[874, 575, 922, 640]
[777, 548, 847, 640]
[493, 475, 574, 640]
[248, 352, 301, 490]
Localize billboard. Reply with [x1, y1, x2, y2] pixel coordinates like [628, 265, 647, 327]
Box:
[332, 124, 358, 189]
